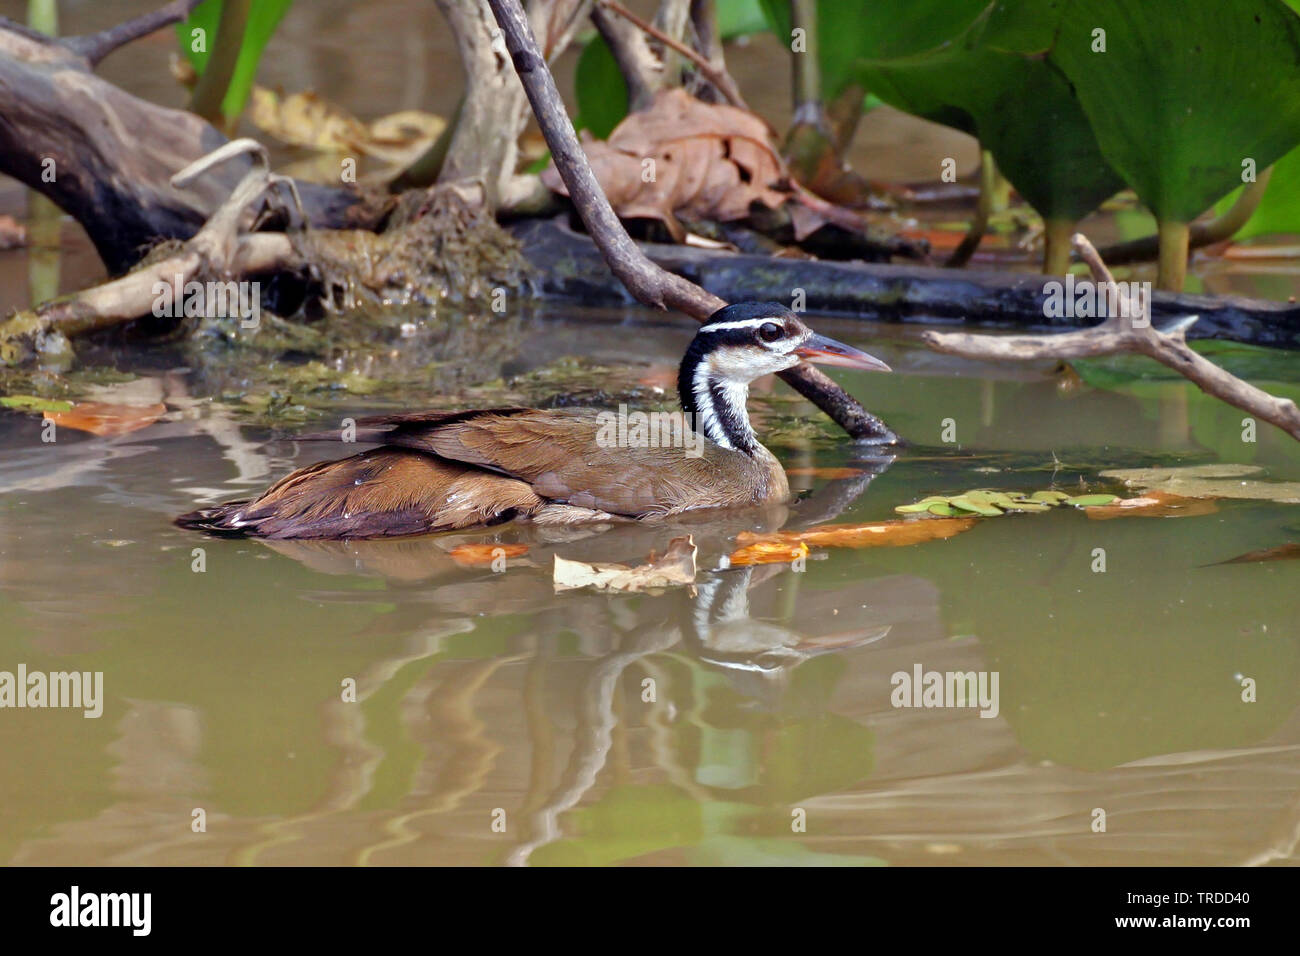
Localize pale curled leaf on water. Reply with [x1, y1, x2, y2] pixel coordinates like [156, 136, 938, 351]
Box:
[1100, 464, 1300, 503]
[553, 535, 697, 592]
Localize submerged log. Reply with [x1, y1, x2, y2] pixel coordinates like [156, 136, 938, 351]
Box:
[510, 217, 1300, 348]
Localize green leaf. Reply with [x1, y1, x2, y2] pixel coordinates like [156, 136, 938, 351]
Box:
[851, 3, 1126, 222]
[574, 34, 629, 138]
[717, 0, 770, 38]
[1030, 490, 1071, 503]
[1065, 494, 1120, 507]
[1213, 142, 1300, 240]
[0, 395, 73, 413]
[1049, 0, 1300, 223]
[177, 0, 294, 122]
[1002, 499, 1052, 512]
[759, 0, 989, 98]
[948, 494, 1003, 516]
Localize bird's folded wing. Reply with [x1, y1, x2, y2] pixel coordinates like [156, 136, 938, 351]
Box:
[381, 409, 741, 517]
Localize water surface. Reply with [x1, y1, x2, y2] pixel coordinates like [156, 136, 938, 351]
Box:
[2, 305, 1297, 866]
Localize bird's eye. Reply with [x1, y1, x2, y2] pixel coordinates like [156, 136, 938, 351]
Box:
[758, 322, 784, 343]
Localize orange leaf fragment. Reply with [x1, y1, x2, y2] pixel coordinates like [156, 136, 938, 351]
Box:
[1083, 491, 1219, 520]
[44, 402, 166, 437]
[449, 543, 529, 567]
[734, 516, 976, 550]
[728, 539, 809, 566]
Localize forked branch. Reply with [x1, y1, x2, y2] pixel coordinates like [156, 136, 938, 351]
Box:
[923, 234, 1300, 441]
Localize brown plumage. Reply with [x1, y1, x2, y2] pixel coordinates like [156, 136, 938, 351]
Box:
[176, 303, 889, 540]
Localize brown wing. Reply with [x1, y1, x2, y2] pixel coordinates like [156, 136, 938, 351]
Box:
[371, 408, 771, 517]
[175, 448, 543, 539]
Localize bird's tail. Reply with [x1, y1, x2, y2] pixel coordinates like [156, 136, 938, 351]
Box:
[174, 501, 256, 537]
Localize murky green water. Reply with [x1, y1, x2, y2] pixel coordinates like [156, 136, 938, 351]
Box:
[1, 305, 1298, 866]
[2, 0, 1299, 867]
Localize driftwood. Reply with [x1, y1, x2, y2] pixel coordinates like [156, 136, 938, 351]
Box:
[0, 140, 302, 360]
[0, 16, 381, 274]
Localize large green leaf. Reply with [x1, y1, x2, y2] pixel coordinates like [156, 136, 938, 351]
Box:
[573, 34, 627, 138]
[1049, 0, 1300, 222]
[716, 0, 771, 38]
[1213, 142, 1300, 240]
[758, 0, 989, 97]
[851, 3, 1125, 222]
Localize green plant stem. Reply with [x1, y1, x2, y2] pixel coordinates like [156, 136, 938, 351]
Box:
[988, 159, 1011, 214]
[26, 0, 56, 35]
[790, 0, 821, 113]
[189, 0, 251, 128]
[1156, 219, 1190, 291]
[1043, 218, 1075, 275]
[1099, 166, 1275, 265]
[947, 148, 994, 267]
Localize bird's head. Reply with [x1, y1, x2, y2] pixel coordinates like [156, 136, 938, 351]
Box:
[685, 302, 890, 385]
[678, 302, 890, 453]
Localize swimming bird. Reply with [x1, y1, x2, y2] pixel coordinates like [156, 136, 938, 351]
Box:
[175, 302, 889, 539]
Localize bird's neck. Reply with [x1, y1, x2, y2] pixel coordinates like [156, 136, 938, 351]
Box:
[678, 348, 759, 455]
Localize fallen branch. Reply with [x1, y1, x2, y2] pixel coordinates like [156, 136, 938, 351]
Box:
[0, 17, 379, 273]
[513, 216, 1300, 346]
[486, 0, 897, 443]
[0, 140, 302, 358]
[923, 234, 1300, 441]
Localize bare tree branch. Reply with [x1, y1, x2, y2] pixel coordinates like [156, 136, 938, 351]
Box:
[595, 0, 749, 111]
[64, 0, 206, 66]
[485, 0, 897, 443]
[590, 4, 658, 111]
[923, 234, 1300, 441]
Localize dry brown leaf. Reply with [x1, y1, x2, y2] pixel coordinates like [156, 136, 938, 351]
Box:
[542, 89, 792, 241]
[553, 535, 696, 591]
[449, 543, 530, 567]
[0, 214, 26, 250]
[44, 402, 166, 437]
[734, 517, 977, 551]
[1084, 490, 1220, 520]
[250, 88, 445, 167]
[728, 539, 809, 567]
